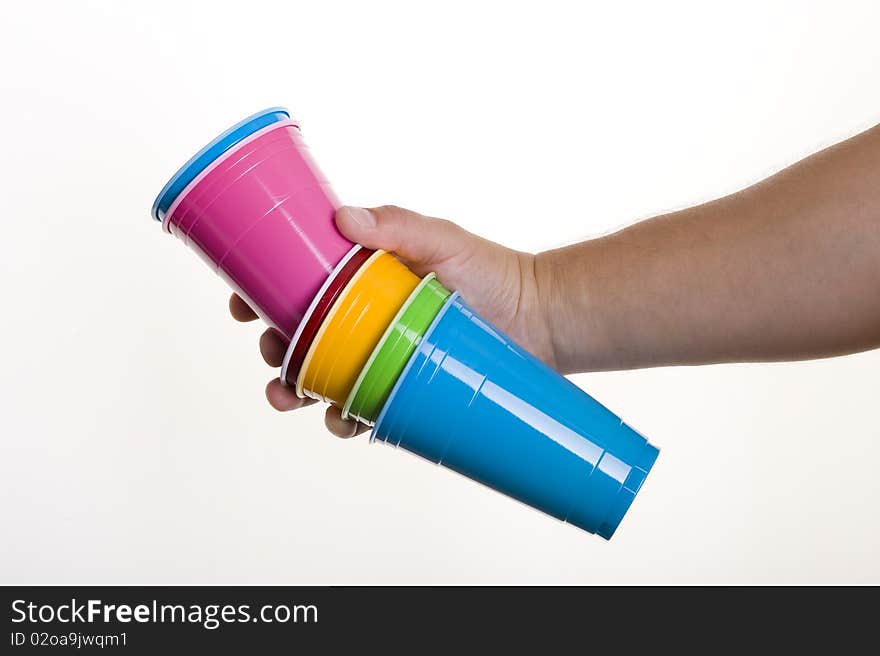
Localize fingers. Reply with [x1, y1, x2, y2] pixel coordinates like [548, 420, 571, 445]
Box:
[335, 205, 479, 274]
[232, 266, 366, 439]
[229, 293, 258, 322]
[265, 378, 317, 412]
[259, 328, 289, 367]
[324, 405, 370, 438]
[266, 380, 368, 440]
[231, 297, 289, 367]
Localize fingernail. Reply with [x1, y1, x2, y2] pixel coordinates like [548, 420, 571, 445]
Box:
[343, 206, 376, 228]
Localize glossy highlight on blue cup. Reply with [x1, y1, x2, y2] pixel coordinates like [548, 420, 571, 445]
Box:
[372, 294, 659, 539]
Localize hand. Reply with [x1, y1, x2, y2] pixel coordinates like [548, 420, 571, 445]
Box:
[230, 205, 555, 437]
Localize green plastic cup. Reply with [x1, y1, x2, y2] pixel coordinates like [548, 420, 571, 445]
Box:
[342, 273, 451, 425]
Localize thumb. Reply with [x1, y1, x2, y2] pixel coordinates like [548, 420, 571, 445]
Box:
[335, 205, 477, 271]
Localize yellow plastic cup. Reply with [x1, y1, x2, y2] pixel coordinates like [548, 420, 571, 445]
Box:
[297, 250, 420, 406]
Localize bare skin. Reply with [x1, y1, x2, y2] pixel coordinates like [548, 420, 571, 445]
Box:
[232, 123, 880, 437]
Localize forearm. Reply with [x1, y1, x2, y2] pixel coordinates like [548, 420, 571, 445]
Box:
[537, 124, 880, 373]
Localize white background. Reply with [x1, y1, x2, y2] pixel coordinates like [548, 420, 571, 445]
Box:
[1, 0, 879, 584]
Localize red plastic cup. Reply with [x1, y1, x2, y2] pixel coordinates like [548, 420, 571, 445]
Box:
[280, 244, 375, 387]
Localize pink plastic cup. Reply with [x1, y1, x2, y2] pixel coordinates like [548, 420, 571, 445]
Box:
[162, 118, 354, 340]
[171, 125, 298, 241]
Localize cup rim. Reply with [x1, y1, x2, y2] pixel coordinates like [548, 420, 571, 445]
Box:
[279, 244, 367, 386]
[152, 107, 293, 223]
[295, 249, 387, 399]
[162, 118, 298, 234]
[370, 291, 461, 443]
[341, 272, 439, 423]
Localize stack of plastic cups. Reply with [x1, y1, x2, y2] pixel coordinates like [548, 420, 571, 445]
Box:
[294, 250, 421, 406]
[152, 107, 660, 539]
[343, 273, 451, 424]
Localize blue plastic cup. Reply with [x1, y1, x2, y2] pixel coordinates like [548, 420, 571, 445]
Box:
[372, 293, 659, 539]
